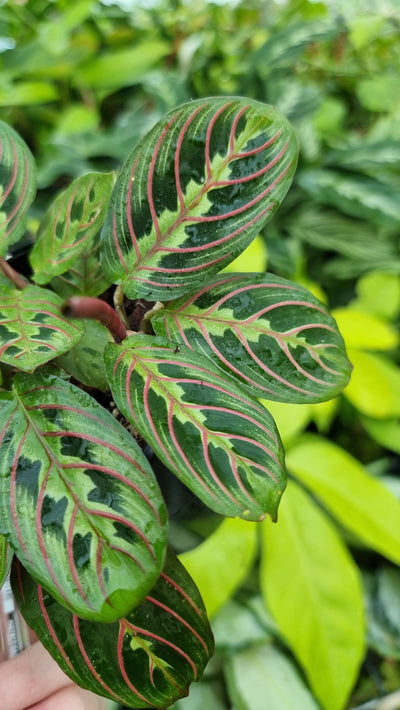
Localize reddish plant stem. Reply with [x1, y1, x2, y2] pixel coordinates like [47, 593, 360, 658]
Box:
[63, 296, 127, 343]
[0, 256, 28, 290]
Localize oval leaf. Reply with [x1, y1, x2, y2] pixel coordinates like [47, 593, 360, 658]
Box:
[105, 334, 286, 521]
[261, 480, 365, 710]
[100, 97, 298, 301]
[12, 548, 214, 708]
[0, 284, 84, 372]
[151, 273, 352, 403]
[0, 121, 37, 256]
[30, 172, 114, 285]
[0, 372, 167, 622]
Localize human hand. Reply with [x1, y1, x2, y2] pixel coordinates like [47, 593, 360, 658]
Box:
[0, 640, 107, 710]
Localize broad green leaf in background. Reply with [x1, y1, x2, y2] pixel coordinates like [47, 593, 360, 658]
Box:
[222, 233, 267, 273]
[344, 349, 400, 419]
[0, 284, 84, 372]
[100, 97, 298, 301]
[261, 480, 365, 710]
[224, 642, 320, 710]
[79, 42, 171, 91]
[361, 415, 400, 455]
[0, 120, 37, 256]
[30, 172, 114, 284]
[12, 548, 214, 708]
[298, 170, 400, 229]
[0, 81, 58, 106]
[0, 372, 167, 622]
[179, 517, 258, 618]
[354, 271, 400, 320]
[105, 334, 286, 521]
[332, 307, 398, 351]
[151, 273, 351, 403]
[286, 436, 400, 563]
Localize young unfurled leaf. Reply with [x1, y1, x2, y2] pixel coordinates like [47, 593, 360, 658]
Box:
[100, 97, 297, 301]
[0, 372, 167, 622]
[0, 121, 37, 256]
[30, 172, 114, 285]
[104, 334, 286, 521]
[50, 231, 112, 299]
[0, 284, 84, 372]
[151, 273, 352, 403]
[12, 548, 214, 708]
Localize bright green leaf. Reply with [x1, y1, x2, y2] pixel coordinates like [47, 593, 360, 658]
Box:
[344, 349, 400, 418]
[79, 42, 171, 91]
[332, 307, 399, 351]
[224, 642, 320, 710]
[361, 415, 400, 455]
[222, 234, 267, 273]
[286, 435, 400, 563]
[259, 399, 312, 447]
[261, 480, 365, 710]
[179, 518, 258, 618]
[355, 271, 400, 320]
[0, 81, 58, 106]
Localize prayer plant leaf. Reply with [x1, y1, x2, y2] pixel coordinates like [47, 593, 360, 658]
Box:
[0, 120, 37, 256]
[12, 548, 214, 708]
[0, 284, 84, 372]
[100, 97, 298, 301]
[151, 272, 352, 403]
[104, 334, 286, 522]
[50, 232, 112, 299]
[0, 372, 168, 622]
[30, 172, 114, 285]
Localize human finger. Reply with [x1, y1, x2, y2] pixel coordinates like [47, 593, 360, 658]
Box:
[26, 684, 107, 710]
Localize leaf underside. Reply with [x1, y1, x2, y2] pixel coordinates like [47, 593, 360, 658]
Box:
[0, 120, 36, 256]
[12, 548, 214, 708]
[0, 372, 167, 622]
[0, 284, 84, 372]
[100, 97, 298, 300]
[151, 272, 352, 403]
[105, 334, 286, 522]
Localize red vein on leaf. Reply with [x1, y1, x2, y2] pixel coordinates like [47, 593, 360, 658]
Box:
[274, 335, 335, 385]
[136, 251, 229, 273]
[160, 573, 203, 617]
[229, 105, 248, 153]
[73, 616, 127, 702]
[6, 150, 31, 235]
[175, 105, 206, 211]
[37, 584, 75, 671]
[201, 431, 242, 509]
[87, 508, 156, 560]
[117, 625, 159, 703]
[67, 503, 93, 603]
[228, 454, 263, 506]
[113, 211, 129, 274]
[126, 156, 142, 261]
[42, 430, 146, 468]
[147, 112, 181, 244]
[142, 373, 176, 468]
[147, 596, 209, 654]
[234, 128, 283, 158]
[10, 427, 32, 561]
[205, 102, 234, 179]
[2, 138, 18, 202]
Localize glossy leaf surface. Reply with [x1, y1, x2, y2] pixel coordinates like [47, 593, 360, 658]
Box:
[0, 372, 167, 622]
[12, 548, 214, 708]
[0, 121, 36, 256]
[151, 273, 352, 403]
[30, 172, 114, 285]
[105, 334, 286, 521]
[0, 284, 84, 372]
[101, 97, 297, 300]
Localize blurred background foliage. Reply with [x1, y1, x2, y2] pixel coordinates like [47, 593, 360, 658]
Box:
[1, 0, 400, 708]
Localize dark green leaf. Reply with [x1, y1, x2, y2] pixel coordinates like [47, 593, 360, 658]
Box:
[0, 372, 167, 622]
[105, 334, 286, 521]
[100, 97, 298, 301]
[151, 272, 352, 403]
[0, 284, 84, 372]
[12, 548, 214, 708]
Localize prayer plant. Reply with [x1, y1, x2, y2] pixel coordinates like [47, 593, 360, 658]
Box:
[0, 97, 351, 708]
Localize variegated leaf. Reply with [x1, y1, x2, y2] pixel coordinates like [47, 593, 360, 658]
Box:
[12, 548, 214, 708]
[151, 273, 352, 403]
[30, 172, 114, 285]
[100, 97, 297, 301]
[0, 284, 84, 372]
[50, 231, 112, 298]
[0, 372, 167, 622]
[104, 335, 286, 521]
[0, 534, 12, 589]
[0, 121, 36, 256]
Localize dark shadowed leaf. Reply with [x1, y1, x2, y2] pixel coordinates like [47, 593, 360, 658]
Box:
[100, 97, 297, 301]
[0, 284, 84, 372]
[12, 548, 214, 708]
[0, 372, 167, 622]
[0, 121, 36, 256]
[105, 334, 286, 522]
[151, 272, 352, 403]
[30, 172, 114, 285]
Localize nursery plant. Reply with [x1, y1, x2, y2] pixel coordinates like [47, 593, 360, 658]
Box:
[0, 96, 351, 707]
